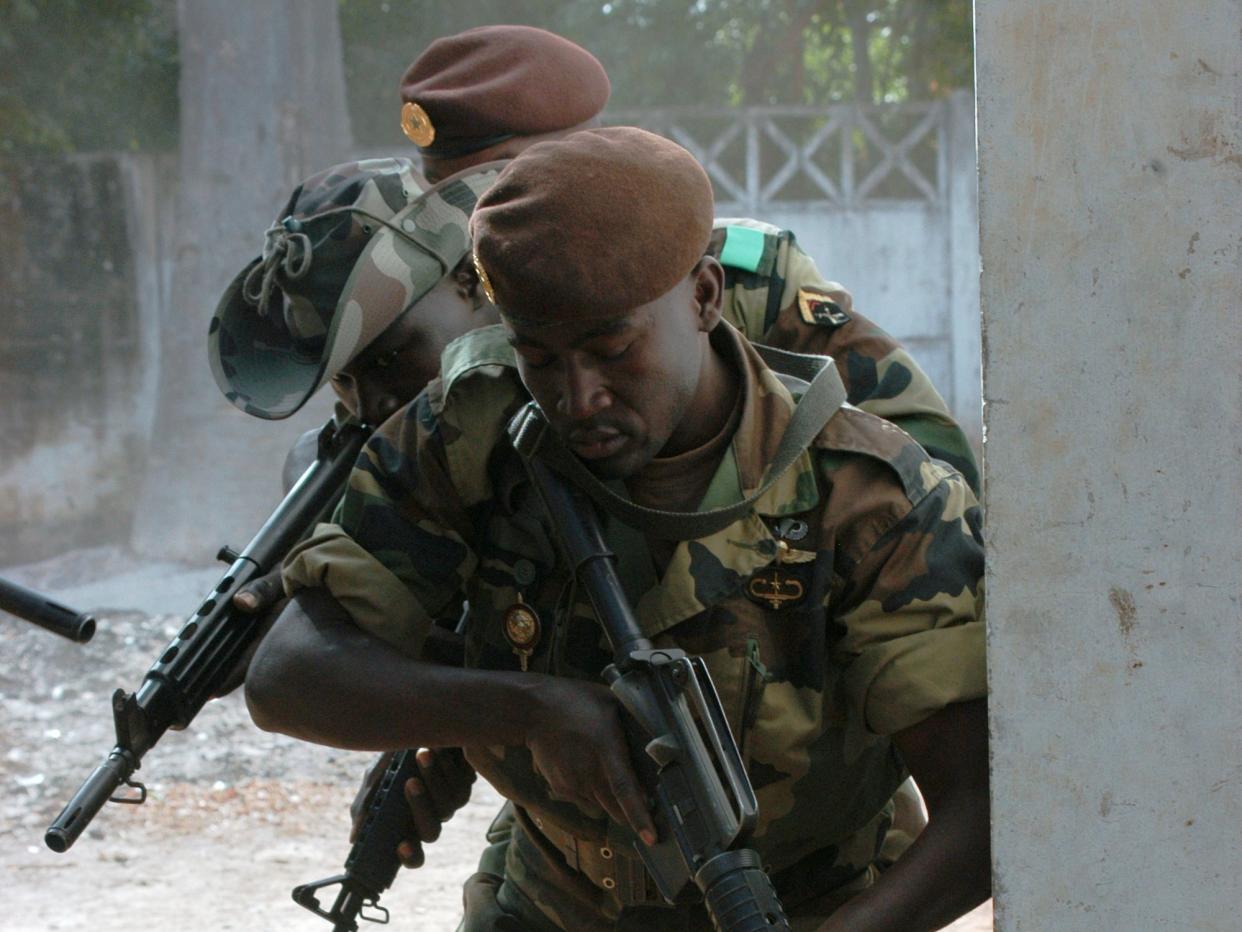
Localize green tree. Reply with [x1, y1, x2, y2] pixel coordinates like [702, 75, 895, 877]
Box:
[338, 0, 973, 147]
[0, 0, 178, 155]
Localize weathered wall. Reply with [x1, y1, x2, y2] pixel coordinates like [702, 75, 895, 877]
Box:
[0, 154, 172, 565]
[978, 3, 1241, 928]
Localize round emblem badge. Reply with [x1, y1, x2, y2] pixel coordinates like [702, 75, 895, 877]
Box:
[400, 102, 436, 147]
[502, 595, 541, 671]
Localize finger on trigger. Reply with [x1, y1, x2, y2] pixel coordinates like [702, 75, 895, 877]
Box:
[608, 768, 656, 846]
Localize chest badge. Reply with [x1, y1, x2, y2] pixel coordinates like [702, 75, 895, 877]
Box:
[746, 539, 807, 611]
[502, 593, 541, 672]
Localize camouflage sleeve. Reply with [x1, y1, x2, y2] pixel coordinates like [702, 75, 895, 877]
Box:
[714, 219, 980, 492]
[831, 459, 986, 736]
[283, 522, 434, 654]
[280, 388, 479, 656]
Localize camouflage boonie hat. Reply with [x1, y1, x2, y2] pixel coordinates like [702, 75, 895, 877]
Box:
[208, 158, 501, 419]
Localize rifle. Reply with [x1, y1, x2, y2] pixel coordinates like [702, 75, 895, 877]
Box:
[508, 403, 789, 931]
[44, 416, 370, 853]
[0, 577, 96, 643]
[292, 749, 419, 931]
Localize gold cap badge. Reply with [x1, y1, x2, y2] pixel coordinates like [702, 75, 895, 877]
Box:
[472, 251, 496, 304]
[400, 102, 436, 147]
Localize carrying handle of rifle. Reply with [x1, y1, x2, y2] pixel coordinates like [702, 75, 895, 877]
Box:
[681, 656, 760, 842]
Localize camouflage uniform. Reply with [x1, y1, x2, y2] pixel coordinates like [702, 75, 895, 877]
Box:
[710, 218, 980, 493]
[283, 320, 986, 930]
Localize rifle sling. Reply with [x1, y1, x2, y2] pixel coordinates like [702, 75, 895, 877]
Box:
[528, 344, 846, 541]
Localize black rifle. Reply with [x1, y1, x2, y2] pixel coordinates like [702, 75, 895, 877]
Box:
[44, 416, 370, 853]
[509, 403, 789, 932]
[0, 576, 96, 643]
[292, 749, 419, 931]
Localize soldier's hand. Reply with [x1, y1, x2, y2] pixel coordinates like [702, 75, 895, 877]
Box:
[524, 679, 657, 846]
[209, 570, 286, 697]
[349, 748, 477, 869]
[231, 569, 286, 614]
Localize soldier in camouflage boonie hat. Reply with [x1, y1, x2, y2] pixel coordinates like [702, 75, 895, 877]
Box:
[208, 157, 502, 419]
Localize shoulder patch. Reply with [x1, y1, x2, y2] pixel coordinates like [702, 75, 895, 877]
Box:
[797, 287, 851, 330]
[718, 224, 768, 274]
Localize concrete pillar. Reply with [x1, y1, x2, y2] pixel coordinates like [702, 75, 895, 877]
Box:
[946, 89, 982, 444]
[977, 2, 1241, 928]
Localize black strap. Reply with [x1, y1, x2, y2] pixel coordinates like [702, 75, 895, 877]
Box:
[508, 347, 846, 540]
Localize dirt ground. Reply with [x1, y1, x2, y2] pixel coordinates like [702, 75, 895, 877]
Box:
[1, 547, 992, 931]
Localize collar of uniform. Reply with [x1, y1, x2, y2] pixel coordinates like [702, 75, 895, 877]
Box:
[630, 323, 822, 640]
[707, 321, 820, 519]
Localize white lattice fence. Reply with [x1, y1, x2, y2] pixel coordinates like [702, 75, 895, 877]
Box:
[607, 96, 980, 436]
[606, 101, 949, 212]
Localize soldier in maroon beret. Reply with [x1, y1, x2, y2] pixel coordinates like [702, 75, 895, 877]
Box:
[233, 22, 980, 908]
[248, 126, 990, 931]
[395, 25, 979, 492]
[399, 25, 612, 182]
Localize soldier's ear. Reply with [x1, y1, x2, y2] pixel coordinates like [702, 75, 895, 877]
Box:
[692, 256, 724, 332]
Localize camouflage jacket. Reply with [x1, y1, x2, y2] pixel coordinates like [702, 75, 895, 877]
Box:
[709, 218, 979, 492]
[283, 323, 986, 929]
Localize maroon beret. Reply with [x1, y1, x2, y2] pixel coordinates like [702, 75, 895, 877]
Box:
[470, 126, 715, 320]
[399, 26, 610, 160]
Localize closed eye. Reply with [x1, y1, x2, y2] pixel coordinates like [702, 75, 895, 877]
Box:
[597, 342, 632, 362]
[372, 348, 402, 369]
[514, 345, 555, 370]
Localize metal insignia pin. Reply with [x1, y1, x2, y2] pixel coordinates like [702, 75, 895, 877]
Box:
[502, 593, 541, 672]
[400, 101, 436, 147]
[777, 518, 809, 543]
[472, 251, 496, 304]
[745, 540, 806, 611]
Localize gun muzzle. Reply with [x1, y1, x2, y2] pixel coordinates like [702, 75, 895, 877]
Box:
[0, 577, 95, 643]
[45, 745, 141, 852]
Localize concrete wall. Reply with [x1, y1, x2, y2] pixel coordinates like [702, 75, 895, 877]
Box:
[0, 154, 173, 564]
[978, 3, 1241, 928]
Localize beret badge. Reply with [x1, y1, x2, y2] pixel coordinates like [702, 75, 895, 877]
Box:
[400, 101, 436, 147]
[472, 251, 497, 304]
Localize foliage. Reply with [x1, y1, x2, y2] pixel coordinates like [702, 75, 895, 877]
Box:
[0, 1, 971, 155]
[0, 0, 178, 155]
[339, 0, 973, 147]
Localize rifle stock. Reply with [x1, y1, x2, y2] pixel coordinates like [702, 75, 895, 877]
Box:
[44, 417, 370, 853]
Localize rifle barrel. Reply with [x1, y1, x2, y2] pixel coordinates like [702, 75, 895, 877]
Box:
[0, 576, 95, 643]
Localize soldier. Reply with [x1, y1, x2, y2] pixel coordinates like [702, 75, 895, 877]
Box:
[220, 22, 972, 889]
[397, 25, 979, 490]
[245, 127, 989, 930]
[208, 155, 506, 864]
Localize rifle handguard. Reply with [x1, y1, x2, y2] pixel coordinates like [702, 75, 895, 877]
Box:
[45, 417, 370, 852]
